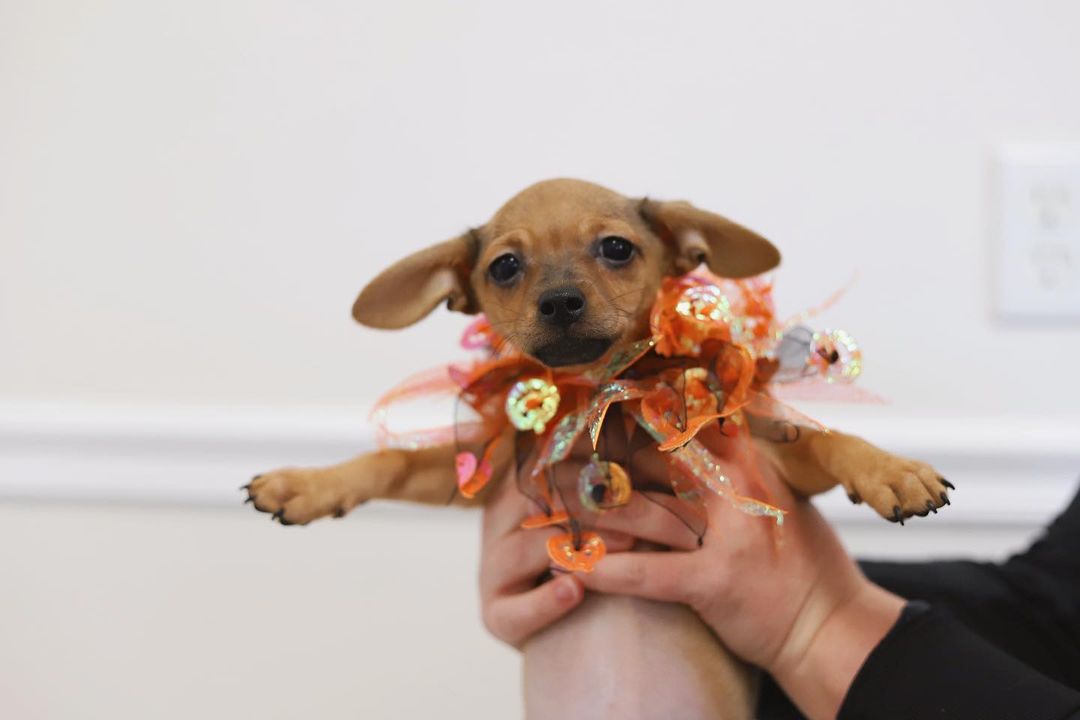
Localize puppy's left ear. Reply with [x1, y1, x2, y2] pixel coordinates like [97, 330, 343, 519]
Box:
[640, 198, 781, 278]
[352, 232, 479, 329]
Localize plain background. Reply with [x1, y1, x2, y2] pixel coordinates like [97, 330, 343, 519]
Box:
[2, 1, 1079, 718]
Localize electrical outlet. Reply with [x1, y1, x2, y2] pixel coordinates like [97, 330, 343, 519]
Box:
[997, 144, 1080, 321]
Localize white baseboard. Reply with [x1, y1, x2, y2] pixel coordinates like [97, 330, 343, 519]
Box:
[1, 402, 1078, 529]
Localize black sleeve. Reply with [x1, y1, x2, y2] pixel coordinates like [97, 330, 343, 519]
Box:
[861, 481, 1080, 690]
[758, 480, 1080, 719]
[837, 601, 1080, 720]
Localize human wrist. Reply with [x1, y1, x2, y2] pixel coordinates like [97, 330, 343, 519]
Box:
[772, 581, 904, 720]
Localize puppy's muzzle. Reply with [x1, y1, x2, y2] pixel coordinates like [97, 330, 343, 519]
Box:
[531, 286, 613, 367]
[538, 287, 586, 328]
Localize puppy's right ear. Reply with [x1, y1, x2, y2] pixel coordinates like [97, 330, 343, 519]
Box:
[352, 233, 479, 329]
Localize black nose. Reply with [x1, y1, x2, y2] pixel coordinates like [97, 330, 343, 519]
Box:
[538, 288, 586, 328]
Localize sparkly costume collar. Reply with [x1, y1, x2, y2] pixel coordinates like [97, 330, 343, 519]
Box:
[374, 271, 869, 572]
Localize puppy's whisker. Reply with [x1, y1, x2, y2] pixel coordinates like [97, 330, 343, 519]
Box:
[605, 285, 650, 304]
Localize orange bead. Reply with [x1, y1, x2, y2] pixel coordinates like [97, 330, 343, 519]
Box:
[578, 459, 632, 511]
[546, 532, 606, 573]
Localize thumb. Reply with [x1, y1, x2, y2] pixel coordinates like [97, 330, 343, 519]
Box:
[485, 574, 585, 648]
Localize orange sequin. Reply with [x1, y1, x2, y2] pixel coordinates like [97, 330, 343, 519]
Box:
[547, 532, 606, 573]
[372, 268, 869, 569]
[457, 441, 499, 499]
[520, 511, 570, 529]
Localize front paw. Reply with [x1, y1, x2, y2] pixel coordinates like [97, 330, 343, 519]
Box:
[845, 458, 952, 525]
[242, 468, 360, 526]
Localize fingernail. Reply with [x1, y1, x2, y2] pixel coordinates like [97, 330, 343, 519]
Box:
[554, 578, 579, 605]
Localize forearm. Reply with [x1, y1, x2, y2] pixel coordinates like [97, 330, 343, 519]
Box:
[774, 594, 1080, 720]
[771, 583, 904, 720]
[839, 602, 1080, 720]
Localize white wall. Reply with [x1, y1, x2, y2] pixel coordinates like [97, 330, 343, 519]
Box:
[4, 0, 1080, 413]
[2, 1, 1080, 718]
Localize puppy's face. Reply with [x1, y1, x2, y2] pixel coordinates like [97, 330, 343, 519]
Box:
[353, 179, 780, 371]
[470, 181, 668, 368]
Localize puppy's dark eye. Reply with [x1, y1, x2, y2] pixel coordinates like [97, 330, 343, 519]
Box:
[488, 253, 522, 285]
[599, 236, 635, 265]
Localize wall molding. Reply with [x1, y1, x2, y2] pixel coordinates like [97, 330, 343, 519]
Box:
[1, 402, 1078, 527]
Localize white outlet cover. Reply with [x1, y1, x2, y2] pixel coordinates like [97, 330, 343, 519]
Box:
[997, 144, 1080, 321]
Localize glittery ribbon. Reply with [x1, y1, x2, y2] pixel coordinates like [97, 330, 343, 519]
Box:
[372, 269, 876, 568]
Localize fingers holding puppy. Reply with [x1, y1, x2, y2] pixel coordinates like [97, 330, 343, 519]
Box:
[479, 524, 586, 649]
[478, 487, 709, 648]
[482, 572, 585, 650]
[589, 492, 704, 551]
[479, 478, 637, 648]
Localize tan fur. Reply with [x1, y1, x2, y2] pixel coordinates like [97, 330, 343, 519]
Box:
[254, 178, 946, 523]
[524, 595, 758, 720]
[247, 178, 947, 718]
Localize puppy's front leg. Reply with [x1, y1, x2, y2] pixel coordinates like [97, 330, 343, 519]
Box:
[245, 444, 481, 525]
[753, 421, 950, 522]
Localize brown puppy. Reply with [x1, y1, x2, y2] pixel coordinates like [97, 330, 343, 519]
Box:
[245, 178, 949, 719]
[247, 178, 948, 525]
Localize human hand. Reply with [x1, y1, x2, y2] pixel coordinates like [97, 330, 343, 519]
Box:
[477, 439, 904, 719]
[581, 454, 905, 719]
[479, 474, 635, 649]
[477, 464, 705, 650]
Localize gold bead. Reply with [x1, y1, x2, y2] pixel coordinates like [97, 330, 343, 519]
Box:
[578, 457, 632, 511]
[505, 377, 561, 434]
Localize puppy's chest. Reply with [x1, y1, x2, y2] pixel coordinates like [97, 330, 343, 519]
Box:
[503, 406, 744, 502]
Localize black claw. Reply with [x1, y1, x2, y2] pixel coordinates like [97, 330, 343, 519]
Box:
[332, 508, 346, 519]
[927, 500, 937, 514]
[239, 483, 251, 491]
[244, 496, 254, 504]
[940, 478, 955, 490]
[848, 492, 862, 505]
[940, 492, 951, 506]
[890, 506, 903, 524]
[271, 509, 284, 522]
[279, 516, 294, 526]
